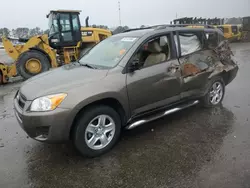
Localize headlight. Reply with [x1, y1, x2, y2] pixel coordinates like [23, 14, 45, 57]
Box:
[51, 39, 59, 43]
[30, 93, 67, 112]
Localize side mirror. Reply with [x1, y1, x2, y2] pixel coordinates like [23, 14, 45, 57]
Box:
[128, 59, 140, 72]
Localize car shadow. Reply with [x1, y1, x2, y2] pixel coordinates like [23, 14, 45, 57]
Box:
[25, 105, 235, 187]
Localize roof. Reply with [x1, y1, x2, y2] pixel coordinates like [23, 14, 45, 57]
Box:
[50, 10, 81, 13]
[47, 10, 81, 18]
[116, 25, 218, 38]
[119, 28, 155, 37]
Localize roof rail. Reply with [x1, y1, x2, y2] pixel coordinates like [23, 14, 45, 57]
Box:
[122, 24, 174, 33]
[122, 27, 153, 33]
[122, 24, 215, 33]
[153, 24, 215, 29]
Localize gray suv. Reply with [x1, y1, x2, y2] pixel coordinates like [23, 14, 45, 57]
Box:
[14, 26, 238, 157]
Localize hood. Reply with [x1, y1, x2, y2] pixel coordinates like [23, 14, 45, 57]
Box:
[20, 63, 108, 100]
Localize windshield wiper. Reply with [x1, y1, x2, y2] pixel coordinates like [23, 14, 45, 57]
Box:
[77, 61, 97, 69]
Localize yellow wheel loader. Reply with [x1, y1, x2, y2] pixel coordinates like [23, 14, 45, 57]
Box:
[215, 24, 242, 42]
[0, 10, 112, 84]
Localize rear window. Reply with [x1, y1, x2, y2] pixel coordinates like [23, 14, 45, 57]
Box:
[177, 33, 202, 56]
[205, 31, 219, 49]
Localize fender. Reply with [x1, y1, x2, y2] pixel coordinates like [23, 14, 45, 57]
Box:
[64, 92, 130, 138]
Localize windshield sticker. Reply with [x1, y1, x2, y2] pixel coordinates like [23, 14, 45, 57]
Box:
[121, 37, 137, 42]
[119, 49, 126, 55]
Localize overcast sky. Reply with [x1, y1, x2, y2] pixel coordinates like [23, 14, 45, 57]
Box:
[0, 0, 249, 29]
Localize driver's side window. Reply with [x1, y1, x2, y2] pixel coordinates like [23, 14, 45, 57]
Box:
[132, 34, 172, 69]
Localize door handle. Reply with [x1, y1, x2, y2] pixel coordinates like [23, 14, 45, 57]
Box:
[168, 66, 180, 73]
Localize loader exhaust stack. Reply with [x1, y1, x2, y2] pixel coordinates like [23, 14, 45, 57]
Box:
[85, 16, 89, 27]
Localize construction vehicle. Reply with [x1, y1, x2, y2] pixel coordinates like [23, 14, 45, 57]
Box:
[172, 17, 244, 42]
[172, 17, 224, 25]
[215, 24, 242, 42]
[0, 10, 112, 84]
[242, 16, 250, 41]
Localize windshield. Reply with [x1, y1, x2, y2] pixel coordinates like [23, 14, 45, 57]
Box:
[79, 36, 138, 68]
[48, 14, 59, 36]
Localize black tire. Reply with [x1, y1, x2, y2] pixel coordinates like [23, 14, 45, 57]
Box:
[16, 50, 50, 80]
[201, 77, 225, 107]
[73, 105, 121, 157]
[0, 71, 3, 84]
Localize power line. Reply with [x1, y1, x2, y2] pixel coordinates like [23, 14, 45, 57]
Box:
[118, 1, 121, 26]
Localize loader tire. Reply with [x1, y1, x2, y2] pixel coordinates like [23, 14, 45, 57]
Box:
[17, 50, 50, 80]
[0, 71, 3, 85]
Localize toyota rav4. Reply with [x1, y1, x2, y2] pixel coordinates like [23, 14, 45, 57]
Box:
[14, 26, 238, 157]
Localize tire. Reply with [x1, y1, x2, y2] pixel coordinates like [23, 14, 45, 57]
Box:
[201, 77, 225, 107]
[73, 105, 121, 157]
[0, 71, 3, 84]
[16, 50, 50, 80]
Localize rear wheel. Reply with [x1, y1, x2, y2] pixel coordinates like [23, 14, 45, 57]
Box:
[16, 51, 50, 80]
[202, 77, 225, 107]
[73, 105, 121, 157]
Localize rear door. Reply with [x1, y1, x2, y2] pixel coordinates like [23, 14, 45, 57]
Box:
[174, 30, 217, 99]
[126, 33, 182, 116]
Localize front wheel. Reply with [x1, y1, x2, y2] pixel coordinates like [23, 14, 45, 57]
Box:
[73, 105, 121, 157]
[16, 50, 50, 80]
[201, 77, 225, 107]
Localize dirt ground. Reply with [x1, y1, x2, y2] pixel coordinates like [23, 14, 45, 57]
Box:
[0, 43, 250, 188]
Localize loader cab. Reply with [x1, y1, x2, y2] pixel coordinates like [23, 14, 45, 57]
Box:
[47, 10, 82, 49]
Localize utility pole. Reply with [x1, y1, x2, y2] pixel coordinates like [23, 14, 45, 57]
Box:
[118, 1, 121, 26]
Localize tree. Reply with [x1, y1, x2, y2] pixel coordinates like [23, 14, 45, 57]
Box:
[0, 28, 10, 37]
[112, 26, 129, 35]
[44, 29, 49, 35]
[29, 27, 43, 37]
[15, 28, 29, 38]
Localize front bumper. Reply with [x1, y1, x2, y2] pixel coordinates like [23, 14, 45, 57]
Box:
[14, 97, 72, 143]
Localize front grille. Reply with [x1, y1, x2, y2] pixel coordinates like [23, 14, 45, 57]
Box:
[17, 92, 27, 109]
[19, 92, 27, 101]
[18, 99, 25, 109]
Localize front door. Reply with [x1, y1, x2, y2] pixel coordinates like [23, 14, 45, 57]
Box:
[58, 13, 81, 47]
[126, 34, 182, 117]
